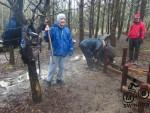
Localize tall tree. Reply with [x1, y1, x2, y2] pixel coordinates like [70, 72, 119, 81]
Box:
[37, 0, 50, 33]
[147, 22, 150, 31]
[68, 0, 71, 28]
[52, 0, 55, 24]
[140, 0, 147, 21]
[110, 0, 120, 46]
[126, 0, 134, 33]
[89, 0, 95, 38]
[117, 0, 127, 39]
[6, 0, 42, 103]
[95, 0, 101, 38]
[79, 0, 84, 42]
[134, 0, 141, 13]
[106, 0, 111, 34]
[110, 0, 115, 34]
[117, 0, 123, 35]
[101, 0, 106, 35]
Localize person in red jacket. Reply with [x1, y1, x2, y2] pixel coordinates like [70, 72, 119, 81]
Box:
[127, 12, 146, 64]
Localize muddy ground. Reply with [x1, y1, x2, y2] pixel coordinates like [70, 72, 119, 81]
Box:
[0, 35, 150, 113]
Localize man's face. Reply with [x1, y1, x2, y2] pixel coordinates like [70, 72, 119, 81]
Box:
[59, 18, 66, 27]
[134, 18, 140, 23]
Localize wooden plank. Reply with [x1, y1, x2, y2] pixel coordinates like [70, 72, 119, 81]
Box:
[107, 65, 122, 74]
[128, 68, 147, 76]
[147, 64, 150, 83]
[108, 65, 148, 76]
[126, 74, 143, 84]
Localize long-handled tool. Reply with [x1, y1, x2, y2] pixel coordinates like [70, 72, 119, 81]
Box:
[46, 25, 54, 64]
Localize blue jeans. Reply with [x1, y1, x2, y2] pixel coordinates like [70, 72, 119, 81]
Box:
[47, 56, 65, 82]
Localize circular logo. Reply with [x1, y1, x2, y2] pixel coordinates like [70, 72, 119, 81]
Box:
[123, 92, 135, 103]
[138, 88, 149, 99]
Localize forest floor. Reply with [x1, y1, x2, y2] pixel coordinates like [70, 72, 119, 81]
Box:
[0, 34, 150, 113]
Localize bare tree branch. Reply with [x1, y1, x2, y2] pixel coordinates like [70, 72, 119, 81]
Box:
[24, 3, 31, 12]
[7, 0, 18, 9]
[7, 0, 13, 6]
[28, 0, 46, 14]
[35, 8, 79, 18]
[0, 1, 11, 9]
[28, 0, 42, 21]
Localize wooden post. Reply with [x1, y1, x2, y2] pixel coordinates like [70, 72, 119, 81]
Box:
[121, 48, 128, 68]
[138, 99, 144, 113]
[27, 61, 42, 103]
[138, 64, 150, 113]
[138, 84, 145, 113]
[9, 46, 15, 65]
[147, 64, 150, 84]
[121, 64, 128, 91]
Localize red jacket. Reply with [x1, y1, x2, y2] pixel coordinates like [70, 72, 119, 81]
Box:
[128, 21, 146, 39]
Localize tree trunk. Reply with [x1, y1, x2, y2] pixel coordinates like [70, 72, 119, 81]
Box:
[147, 21, 150, 31]
[7, 0, 42, 103]
[12, 0, 24, 26]
[134, 0, 141, 13]
[52, 0, 55, 24]
[89, 0, 95, 38]
[37, 0, 50, 33]
[9, 46, 15, 65]
[106, 0, 111, 34]
[126, 0, 134, 33]
[110, 0, 115, 33]
[117, 0, 127, 39]
[91, 1, 95, 36]
[110, 0, 120, 47]
[140, 0, 147, 21]
[101, 0, 106, 35]
[47, 0, 52, 25]
[94, 0, 101, 38]
[117, 0, 122, 38]
[27, 61, 42, 103]
[68, 0, 71, 28]
[79, 0, 84, 43]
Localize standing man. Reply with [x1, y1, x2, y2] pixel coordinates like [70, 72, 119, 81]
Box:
[127, 12, 146, 64]
[45, 14, 73, 85]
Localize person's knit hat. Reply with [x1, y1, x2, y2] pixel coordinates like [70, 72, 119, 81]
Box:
[56, 13, 66, 22]
[134, 11, 141, 18]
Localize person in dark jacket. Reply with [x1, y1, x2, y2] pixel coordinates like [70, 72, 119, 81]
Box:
[44, 13, 73, 85]
[80, 37, 115, 69]
[2, 16, 21, 47]
[80, 38, 103, 68]
[127, 12, 146, 64]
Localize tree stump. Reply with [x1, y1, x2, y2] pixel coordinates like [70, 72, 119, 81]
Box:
[27, 61, 42, 103]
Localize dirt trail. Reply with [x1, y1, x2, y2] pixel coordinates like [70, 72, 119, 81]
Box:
[0, 35, 150, 113]
[0, 51, 149, 113]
